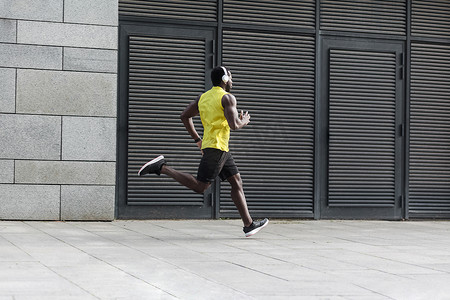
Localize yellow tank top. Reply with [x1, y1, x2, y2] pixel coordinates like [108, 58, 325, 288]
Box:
[198, 86, 230, 152]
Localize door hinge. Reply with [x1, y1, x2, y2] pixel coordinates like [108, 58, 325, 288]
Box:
[399, 124, 405, 136]
[398, 53, 404, 80]
[210, 40, 216, 67]
[398, 53, 404, 66]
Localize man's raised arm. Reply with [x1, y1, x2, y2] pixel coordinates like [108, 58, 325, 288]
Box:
[222, 94, 250, 130]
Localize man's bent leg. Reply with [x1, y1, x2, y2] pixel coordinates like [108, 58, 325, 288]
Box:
[161, 165, 210, 194]
[227, 173, 253, 227]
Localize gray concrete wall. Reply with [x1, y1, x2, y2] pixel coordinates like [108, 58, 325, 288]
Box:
[0, 0, 118, 220]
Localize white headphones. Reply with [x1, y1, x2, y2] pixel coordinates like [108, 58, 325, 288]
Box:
[221, 66, 229, 83]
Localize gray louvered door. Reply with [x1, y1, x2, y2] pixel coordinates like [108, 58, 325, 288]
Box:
[120, 24, 215, 218]
[220, 30, 315, 218]
[321, 38, 404, 219]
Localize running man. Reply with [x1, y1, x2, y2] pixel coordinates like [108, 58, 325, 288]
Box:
[138, 66, 268, 237]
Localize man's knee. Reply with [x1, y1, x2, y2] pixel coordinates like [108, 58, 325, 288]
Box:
[194, 182, 210, 194]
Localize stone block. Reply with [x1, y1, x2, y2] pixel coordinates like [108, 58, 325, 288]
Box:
[0, 0, 63, 22]
[18, 20, 117, 49]
[64, 0, 118, 26]
[0, 160, 14, 183]
[0, 19, 16, 43]
[61, 185, 115, 220]
[0, 43, 62, 69]
[15, 160, 116, 185]
[0, 184, 60, 220]
[62, 116, 116, 161]
[64, 47, 117, 73]
[0, 114, 61, 160]
[0, 68, 15, 113]
[17, 69, 117, 117]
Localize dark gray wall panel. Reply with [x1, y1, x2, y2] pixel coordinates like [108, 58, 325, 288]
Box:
[412, 0, 450, 39]
[320, 0, 406, 35]
[119, 0, 217, 21]
[223, 0, 315, 29]
[118, 0, 450, 220]
[221, 30, 315, 218]
[409, 42, 450, 217]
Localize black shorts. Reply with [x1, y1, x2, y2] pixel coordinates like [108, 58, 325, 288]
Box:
[197, 148, 239, 183]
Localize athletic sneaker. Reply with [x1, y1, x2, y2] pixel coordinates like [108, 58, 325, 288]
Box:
[243, 218, 269, 237]
[138, 155, 166, 176]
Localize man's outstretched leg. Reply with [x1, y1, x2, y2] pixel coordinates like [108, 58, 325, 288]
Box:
[160, 165, 210, 194]
[138, 155, 210, 194]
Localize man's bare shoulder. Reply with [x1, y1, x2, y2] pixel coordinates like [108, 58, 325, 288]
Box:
[221, 93, 236, 107]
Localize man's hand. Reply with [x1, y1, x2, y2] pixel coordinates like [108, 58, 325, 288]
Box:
[240, 110, 251, 126]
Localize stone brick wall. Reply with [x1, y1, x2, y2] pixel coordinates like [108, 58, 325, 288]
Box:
[0, 0, 118, 220]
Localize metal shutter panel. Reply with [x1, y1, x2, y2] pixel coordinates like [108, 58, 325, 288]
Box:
[320, 0, 406, 35]
[223, 0, 315, 29]
[119, 0, 217, 21]
[329, 49, 397, 207]
[221, 30, 315, 218]
[127, 35, 205, 206]
[412, 0, 450, 39]
[409, 43, 450, 217]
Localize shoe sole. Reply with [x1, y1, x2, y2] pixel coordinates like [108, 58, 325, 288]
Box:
[245, 219, 269, 237]
[138, 155, 165, 176]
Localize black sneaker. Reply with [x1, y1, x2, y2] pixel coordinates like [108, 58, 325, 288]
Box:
[138, 155, 166, 176]
[243, 218, 269, 237]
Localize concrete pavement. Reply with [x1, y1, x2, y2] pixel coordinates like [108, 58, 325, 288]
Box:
[1, 219, 450, 299]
